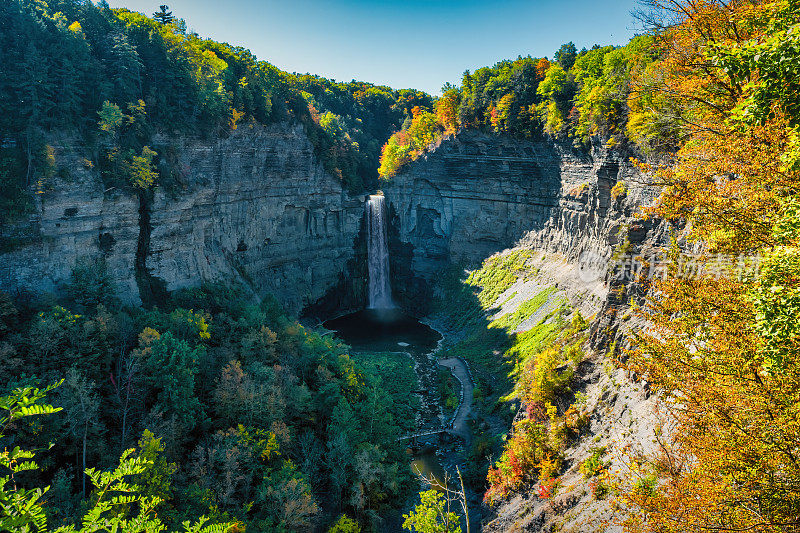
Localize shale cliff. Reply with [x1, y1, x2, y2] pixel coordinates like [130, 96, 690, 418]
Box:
[0, 123, 365, 313]
[382, 130, 660, 323]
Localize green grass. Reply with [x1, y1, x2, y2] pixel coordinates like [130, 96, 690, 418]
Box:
[505, 318, 564, 377]
[490, 288, 558, 331]
[465, 250, 532, 308]
[433, 251, 571, 404]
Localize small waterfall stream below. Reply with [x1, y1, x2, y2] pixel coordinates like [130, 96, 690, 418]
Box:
[323, 192, 472, 530]
[323, 193, 459, 485]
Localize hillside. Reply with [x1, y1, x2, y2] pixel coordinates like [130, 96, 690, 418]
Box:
[2, 0, 800, 532]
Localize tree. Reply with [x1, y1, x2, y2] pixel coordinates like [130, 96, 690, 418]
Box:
[536, 64, 571, 134]
[403, 490, 462, 533]
[0, 382, 63, 532]
[134, 430, 177, 510]
[436, 89, 460, 135]
[125, 145, 159, 189]
[104, 31, 143, 103]
[98, 101, 124, 134]
[67, 257, 117, 310]
[58, 368, 101, 498]
[554, 42, 577, 70]
[620, 0, 800, 531]
[0, 383, 232, 533]
[535, 58, 550, 79]
[153, 5, 175, 24]
[328, 515, 361, 533]
[138, 330, 204, 450]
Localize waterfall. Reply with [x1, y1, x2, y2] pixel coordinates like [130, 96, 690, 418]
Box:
[366, 194, 394, 309]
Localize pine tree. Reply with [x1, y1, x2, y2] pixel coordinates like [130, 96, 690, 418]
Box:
[153, 5, 174, 24]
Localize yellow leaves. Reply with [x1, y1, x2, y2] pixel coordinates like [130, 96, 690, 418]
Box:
[68, 21, 83, 35]
[201, 49, 227, 74]
[377, 135, 411, 179]
[138, 327, 161, 347]
[229, 108, 245, 130]
[620, 5, 800, 526]
[378, 108, 443, 178]
[436, 90, 459, 135]
[542, 101, 564, 135]
[657, 118, 797, 253]
[126, 146, 159, 190]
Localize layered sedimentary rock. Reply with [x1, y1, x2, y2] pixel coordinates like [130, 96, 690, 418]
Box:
[0, 134, 142, 303]
[384, 131, 666, 532]
[146, 123, 364, 313]
[382, 130, 659, 318]
[0, 123, 364, 313]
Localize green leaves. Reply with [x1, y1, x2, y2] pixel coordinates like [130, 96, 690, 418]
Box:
[402, 490, 462, 533]
[98, 101, 124, 133]
[0, 383, 62, 533]
[0, 383, 232, 533]
[712, 2, 800, 127]
[0, 381, 63, 428]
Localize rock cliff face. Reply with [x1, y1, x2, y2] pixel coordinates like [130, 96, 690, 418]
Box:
[145, 124, 365, 313]
[384, 131, 666, 532]
[0, 123, 365, 314]
[382, 130, 659, 322]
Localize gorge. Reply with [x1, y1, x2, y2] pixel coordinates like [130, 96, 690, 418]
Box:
[2, 1, 795, 532]
[0, 119, 657, 532]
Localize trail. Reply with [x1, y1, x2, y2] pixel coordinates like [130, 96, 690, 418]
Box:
[438, 357, 474, 447]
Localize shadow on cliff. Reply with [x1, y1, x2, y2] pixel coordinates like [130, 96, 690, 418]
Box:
[301, 207, 369, 321]
[382, 131, 594, 316]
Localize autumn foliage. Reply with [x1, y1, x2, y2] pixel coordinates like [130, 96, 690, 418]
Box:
[620, 0, 800, 531]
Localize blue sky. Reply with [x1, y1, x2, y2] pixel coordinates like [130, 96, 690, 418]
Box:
[106, 0, 640, 95]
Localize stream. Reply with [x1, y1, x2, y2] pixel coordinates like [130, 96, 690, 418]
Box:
[324, 308, 478, 530]
[323, 195, 475, 529]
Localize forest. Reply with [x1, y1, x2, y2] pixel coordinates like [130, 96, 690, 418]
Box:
[0, 0, 430, 225]
[1, 272, 419, 531]
[377, 36, 656, 178]
[2, 0, 800, 531]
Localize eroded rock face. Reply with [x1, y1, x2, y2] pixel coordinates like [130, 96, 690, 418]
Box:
[383, 131, 562, 277]
[0, 123, 364, 314]
[0, 137, 141, 304]
[146, 123, 365, 313]
[383, 131, 668, 533]
[382, 130, 657, 318]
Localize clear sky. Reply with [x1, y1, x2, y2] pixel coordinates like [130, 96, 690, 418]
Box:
[106, 0, 640, 95]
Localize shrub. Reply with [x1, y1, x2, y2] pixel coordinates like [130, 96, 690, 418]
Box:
[611, 180, 628, 200]
[580, 446, 608, 478]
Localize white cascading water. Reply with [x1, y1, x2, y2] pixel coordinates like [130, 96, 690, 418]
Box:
[366, 194, 394, 309]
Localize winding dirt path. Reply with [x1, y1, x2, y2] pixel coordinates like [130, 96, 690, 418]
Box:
[439, 357, 474, 446]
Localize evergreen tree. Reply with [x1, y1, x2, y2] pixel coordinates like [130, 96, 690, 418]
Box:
[554, 41, 577, 70]
[153, 5, 174, 24]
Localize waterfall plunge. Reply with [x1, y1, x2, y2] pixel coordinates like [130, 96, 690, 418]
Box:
[366, 195, 394, 309]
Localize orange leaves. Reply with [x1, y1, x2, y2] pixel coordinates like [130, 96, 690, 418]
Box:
[535, 58, 550, 80]
[655, 118, 797, 253]
[436, 90, 460, 135]
[378, 107, 444, 178]
[621, 1, 800, 530]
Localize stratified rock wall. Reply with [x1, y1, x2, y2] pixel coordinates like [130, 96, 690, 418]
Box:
[384, 131, 666, 533]
[146, 123, 364, 313]
[383, 131, 562, 278]
[0, 123, 364, 314]
[382, 130, 657, 319]
[0, 134, 142, 304]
